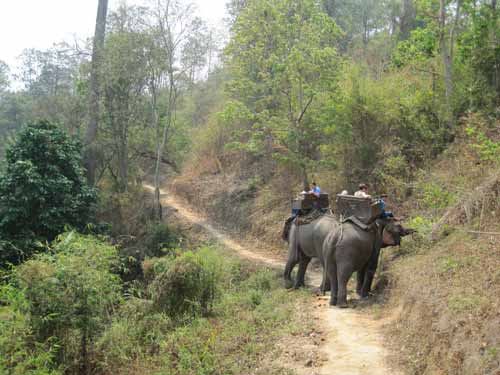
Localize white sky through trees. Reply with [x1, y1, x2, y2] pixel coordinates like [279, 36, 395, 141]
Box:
[0, 0, 228, 73]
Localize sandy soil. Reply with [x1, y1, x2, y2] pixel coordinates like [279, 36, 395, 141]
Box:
[144, 184, 402, 375]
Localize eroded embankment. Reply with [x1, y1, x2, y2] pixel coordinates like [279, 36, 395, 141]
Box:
[144, 184, 402, 375]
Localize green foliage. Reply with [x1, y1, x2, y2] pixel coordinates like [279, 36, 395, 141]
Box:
[0, 60, 9, 92]
[0, 287, 61, 375]
[457, 2, 500, 106]
[466, 123, 500, 164]
[224, 0, 342, 181]
[243, 267, 274, 292]
[149, 248, 222, 319]
[392, 27, 438, 67]
[11, 233, 122, 372]
[447, 294, 485, 314]
[144, 223, 180, 257]
[440, 256, 461, 273]
[418, 182, 456, 210]
[0, 121, 97, 266]
[94, 304, 172, 373]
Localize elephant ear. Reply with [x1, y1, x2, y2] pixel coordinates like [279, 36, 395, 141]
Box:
[382, 228, 397, 246]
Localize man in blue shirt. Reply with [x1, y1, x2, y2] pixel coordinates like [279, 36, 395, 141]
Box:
[379, 194, 394, 219]
[310, 182, 321, 197]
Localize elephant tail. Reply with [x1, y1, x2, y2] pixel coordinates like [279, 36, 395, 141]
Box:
[290, 223, 300, 263]
[282, 216, 295, 242]
[284, 223, 300, 281]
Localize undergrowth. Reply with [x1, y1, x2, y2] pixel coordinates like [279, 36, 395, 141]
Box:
[0, 234, 311, 375]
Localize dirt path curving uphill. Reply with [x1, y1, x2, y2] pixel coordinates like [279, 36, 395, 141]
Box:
[144, 184, 402, 375]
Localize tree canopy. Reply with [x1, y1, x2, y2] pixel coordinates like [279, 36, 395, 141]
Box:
[0, 120, 97, 265]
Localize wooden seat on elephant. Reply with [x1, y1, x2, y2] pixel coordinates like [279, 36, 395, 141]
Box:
[291, 193, 329, 212]
[335, 194, 382, 224]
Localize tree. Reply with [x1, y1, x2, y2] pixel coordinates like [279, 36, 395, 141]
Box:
[99, 7, 150, 192]
[85, 0, 109, 186]
[400, 0, 418, 38]
[0, 60, 9, 92]
[0, 120, 97, 265]
[149, 0, 206, 218]
[15, 45, 87, 135]
[224, 0, 342, 188]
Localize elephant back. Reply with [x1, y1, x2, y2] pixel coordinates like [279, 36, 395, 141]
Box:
[335, 194, 382, 223]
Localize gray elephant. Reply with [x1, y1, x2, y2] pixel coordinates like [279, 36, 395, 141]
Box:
[322, 217, 414, 307]
[283, 215, 339, 291]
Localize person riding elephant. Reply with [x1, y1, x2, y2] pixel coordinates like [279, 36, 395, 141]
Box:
[283, 214, 339, 291]
[322, 217, 415, 307]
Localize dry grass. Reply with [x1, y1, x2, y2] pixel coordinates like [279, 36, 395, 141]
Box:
[385, 225, 500, 375]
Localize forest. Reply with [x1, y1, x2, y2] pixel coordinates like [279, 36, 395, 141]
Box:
[0, 0, 499, 374]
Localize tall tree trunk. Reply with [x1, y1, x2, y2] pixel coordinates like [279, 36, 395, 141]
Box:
[119, 132, 128, 193]
[400, 0, 417, 39]
[85, 0, 109, 186]
[492, 0, 499, 94]
[439, 0, 453, 129]
[153, 68, 176, 220]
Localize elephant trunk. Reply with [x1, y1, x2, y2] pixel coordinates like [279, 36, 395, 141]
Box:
[401, 227, 416, 236]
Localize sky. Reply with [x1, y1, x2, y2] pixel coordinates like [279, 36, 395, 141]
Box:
[0, 0, 228, 72]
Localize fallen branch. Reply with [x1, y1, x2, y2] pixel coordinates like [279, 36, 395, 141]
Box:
[431, 173, 500, 240]
[137, 151, 179, 173]
[466, 230, 500, 235]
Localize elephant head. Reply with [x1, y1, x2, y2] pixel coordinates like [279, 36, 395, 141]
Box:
[380, 220, 416, 247]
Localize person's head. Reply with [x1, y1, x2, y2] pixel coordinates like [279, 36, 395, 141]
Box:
[312, 182, 317, 187]
[380, 193, 388, 201]
[358, 183, 368, 192]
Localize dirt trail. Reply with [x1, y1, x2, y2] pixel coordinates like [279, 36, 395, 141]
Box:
[144, 184, 401, 375]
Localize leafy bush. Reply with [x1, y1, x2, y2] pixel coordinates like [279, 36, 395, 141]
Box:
[94, 308, 171, 373]
[144, 223, 180, 257]
[0, 120, 97, 266]
[149, 248, 222, 319]
[466, 121, 500, 164]
[11, 233, 122, 373]
[243, 268, 274, 292]
[0, 287, 61, 375]
[418, 182, 456, 210]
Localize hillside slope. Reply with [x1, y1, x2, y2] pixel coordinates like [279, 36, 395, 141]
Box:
[170, 133, 500, 374]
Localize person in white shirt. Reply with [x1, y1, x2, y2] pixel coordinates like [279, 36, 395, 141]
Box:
[354, 183, 372, 199]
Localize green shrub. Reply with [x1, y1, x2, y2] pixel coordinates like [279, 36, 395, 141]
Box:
[466, 121, 500, 164]
[243, 268, 275, 292]
[144, 223, 180, 257]
[0, 286, 61, 375]
[12, 233, 122, 372]
[0, 120, 97, 266]
[418, 182, 456, 210]
[447, 295, 485, 314]
[149, 248, 222, 319]
[161, 318, 219, 375]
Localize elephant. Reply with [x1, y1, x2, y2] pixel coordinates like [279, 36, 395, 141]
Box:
[322, 217, 414, 307]
[283, 214, 339, 291]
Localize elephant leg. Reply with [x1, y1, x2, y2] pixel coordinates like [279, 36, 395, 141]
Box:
[320, 270, 331, 295]
[283, 258, 298, 289]
[357, 265, 367, 297]
[360, 247, 381, 297]
[361, 269, 376, 298]
[326, 262, 338, 306]
[294, 255, 311, 289]
[337, 264, 353, 308]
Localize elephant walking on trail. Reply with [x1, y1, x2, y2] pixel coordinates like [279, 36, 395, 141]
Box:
[323, 217, 414, 307]
[283, 215, 339, 291]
